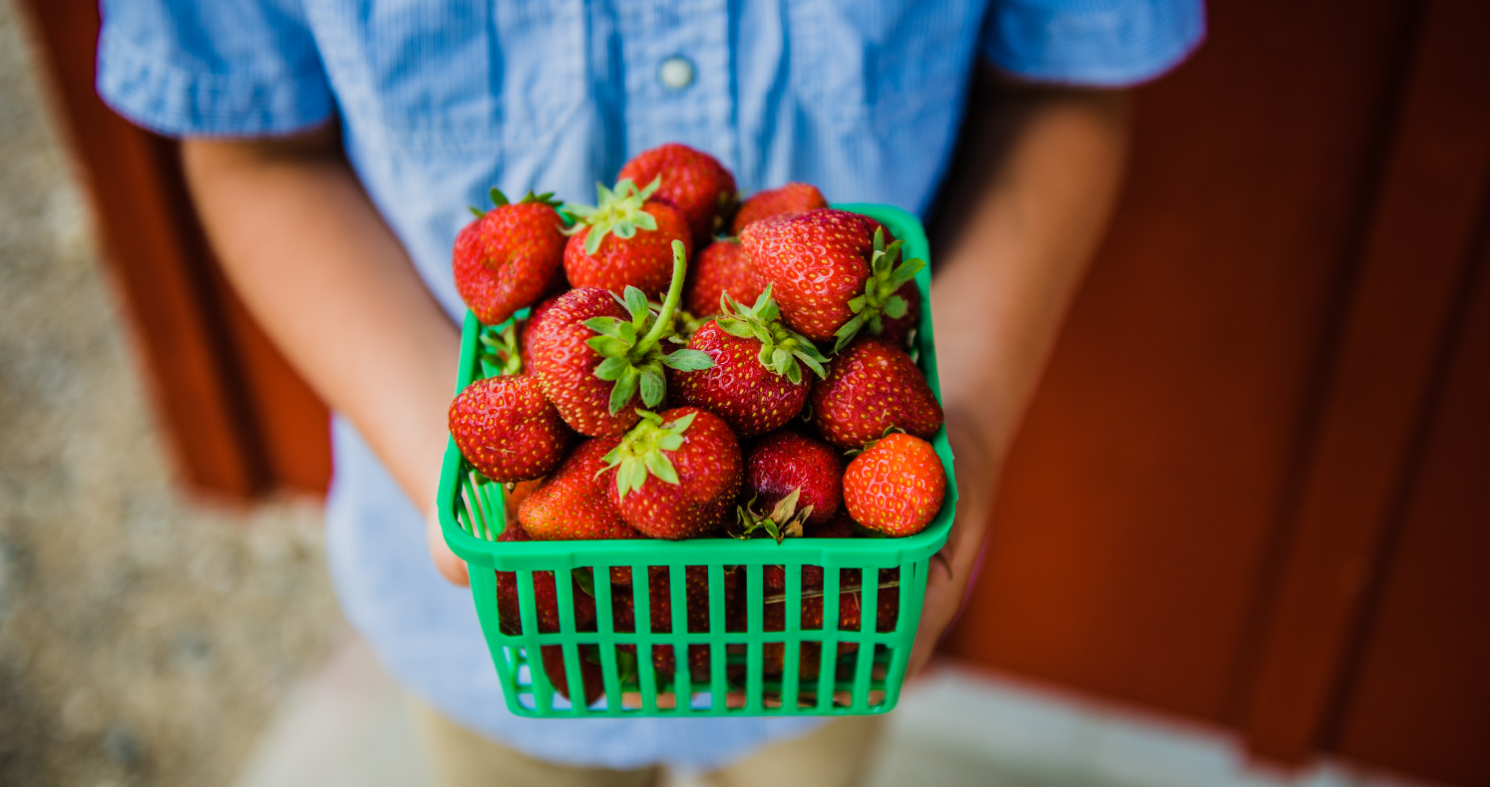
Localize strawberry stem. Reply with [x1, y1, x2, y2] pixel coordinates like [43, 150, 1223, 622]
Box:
[635, 241, 689, 356]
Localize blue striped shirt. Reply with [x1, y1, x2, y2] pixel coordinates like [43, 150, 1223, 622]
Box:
[98, 0, 1204, 770]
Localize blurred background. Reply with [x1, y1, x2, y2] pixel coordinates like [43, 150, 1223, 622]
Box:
[2, 0, 1487, 786]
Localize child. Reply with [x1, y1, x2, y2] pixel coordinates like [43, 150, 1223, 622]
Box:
[98, 1, 1203, 784]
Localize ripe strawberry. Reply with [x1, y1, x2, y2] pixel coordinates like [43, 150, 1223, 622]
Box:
[617, 143, 738, 243]
[519, 437, 642, 540]
[744, 431, 842, 527]
[610, 565, 740, 681]
[448, 375, 571, 483]
[742, 209, 923, 350]
[670, 289, 829, 438]
[493, 523, 598, 636]
[562, 179, 693, 298]
[453, 189, 567, 326]
[518, 294, 563, 367]
[684, 239, 763, 317]
[527, 288, 634, 436]
[539, 645, 607, 707]
[843, 433, 946, 536]
[811, 337, 944, 450]
[527, 246, 713, 436]
[730, 182, 827, 235]
[762, 568, 862, 679]
[603, 408, 742, 539]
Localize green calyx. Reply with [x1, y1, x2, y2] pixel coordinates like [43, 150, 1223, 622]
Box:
[560, 177, 663, 255]
[715, 286, 829, 385]
[601, 409, 696, 500]
[477, 321, 524, 376]
[731, 488, 812, 544]
[583, 241, 714, 414]
[832, 227, 926, 352]
[469, 187, 562, 217]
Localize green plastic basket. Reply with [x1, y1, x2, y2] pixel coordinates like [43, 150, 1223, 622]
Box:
[437, 203, 958, 718]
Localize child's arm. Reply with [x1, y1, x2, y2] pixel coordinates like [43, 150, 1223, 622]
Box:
[181, 125, 468, 585]
[911, 84, 1133, 675]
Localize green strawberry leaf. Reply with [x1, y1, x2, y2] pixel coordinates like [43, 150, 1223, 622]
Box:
[587, 335, 630, 357]
[594, 356, 629, 381]
[490, 187, 510, 208]
[883, 294, 908, 320]
[468, 205, 484, 217]
[660, 349, 714, 371]
[609, 367, 640, 414]
[639, 369, 665, 408]
[624, 287, 651, 325]
[642, 451, 679, 485]
[573, 568, 596, 597]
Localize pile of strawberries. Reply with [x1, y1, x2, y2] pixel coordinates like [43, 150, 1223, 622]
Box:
[447, 143, 948, 705]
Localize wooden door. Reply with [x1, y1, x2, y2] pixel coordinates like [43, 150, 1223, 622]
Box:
[940, 0, 1490, 782]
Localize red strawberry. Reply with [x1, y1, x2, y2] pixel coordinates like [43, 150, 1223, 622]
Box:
[518, 294, 563, 366]
[453, 189, 567, 326]
[448, 376, 571, 483]
[519, 438, 642, 540]
[562, 179, 693, 299]
[811, 337, 944, 450]
[539, 645, 607, 707]
[526, 288, 635, 436]
[602, 408, 742, 539]
[742, 209, 923, 350]
[527, 249, 713, 436]
[843, 433, 946, 537]
[745, 431, 842, 526]
[761, 568, 862, 679]
[670, 289, 829, 438]
[731, 182, 827, 235]
[610, 565, 740, 681]
[684, 239, 763, 317]
[493, 523, 598, 636]
[617, 143, 738, 243]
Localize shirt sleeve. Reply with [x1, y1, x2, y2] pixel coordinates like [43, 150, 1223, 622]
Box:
[96, 0, 334, 137]
[979, 0, 1206, 87]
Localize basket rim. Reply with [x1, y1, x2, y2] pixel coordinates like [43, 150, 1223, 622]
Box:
[438, 203, 958, 571]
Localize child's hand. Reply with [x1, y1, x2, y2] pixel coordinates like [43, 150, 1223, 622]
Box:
[427, 509, 470, 586]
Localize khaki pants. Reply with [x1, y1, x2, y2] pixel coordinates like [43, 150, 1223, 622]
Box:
[411, 698, 884, 787]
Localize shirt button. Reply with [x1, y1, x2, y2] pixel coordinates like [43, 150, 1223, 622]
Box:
[658, 56, 695, 90]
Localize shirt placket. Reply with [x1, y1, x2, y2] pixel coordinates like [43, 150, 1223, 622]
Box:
[615, 0, 737, 172]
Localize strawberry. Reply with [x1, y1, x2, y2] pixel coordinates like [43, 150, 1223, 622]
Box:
[684, 239, 763, 317]
[610, 565, 740, 681]
[670, 288, 828, 438]
[448, 375, 571, 483]
[518, 294, 563, 367]
[562, 178, 693, 299]
[744, 430, 843, 526]
[603, 408, 743, 539]
[742, 210, 923, 350]
[762, 568, 862, 679]
[730, 182, 827, 235]
[493, 523, 598, 636]
[519, 437, 642, 540]
[539, 645, 607, 707]
[453, 189, 567, 326]
[527, 243, 713, 436]
[811, 337, 944, 450]
[617, 143, 738, 243]
[843, 433, 946, 536]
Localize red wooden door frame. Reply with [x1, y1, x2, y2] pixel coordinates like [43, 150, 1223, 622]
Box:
[15, 0, 331, 498]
